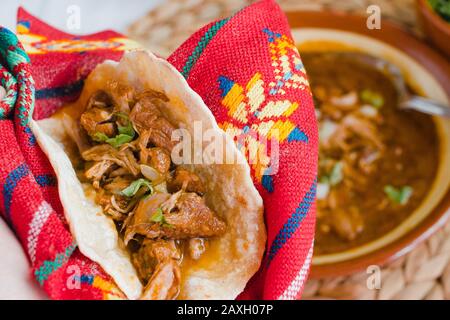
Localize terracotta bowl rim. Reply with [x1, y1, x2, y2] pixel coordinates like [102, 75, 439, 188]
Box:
[417, 0, 450, 35]
[286, 10, 450, 278]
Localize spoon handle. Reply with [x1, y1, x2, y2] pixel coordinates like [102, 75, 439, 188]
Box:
[400, 96, 450, 118]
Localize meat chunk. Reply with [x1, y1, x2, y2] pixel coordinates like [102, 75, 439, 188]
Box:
[103, 176, 134, 195]
[130, 95, 176, 151]
[86, 90, 113, 109]
[129, 98, 160, 133]
[126, 192, 225, 240]
[331, 207, 364, 241]
[140, 260, 180, 300]
[94, 190, 130, 221]
[136, 90, 169, 103]
[132, 90, 169, 122]
[167, 167, 205, 194]
[119, 148, 141, 176]
[341, 113, 384, 150]
[95, 123, 116, 137]
[124, 193, 171, 244]
[149, 193, 226, 239]
[62, 113, 91, 153]
[132, 239, 180, 283]
[107, 81, 134, 114]
[82, 145, 126, 168]
[80, 107, 115, 138]
[141, 147, 171, 174]
[85, 160, 114, 187]
[82, 144, 140, 176]
[164, 193, 226, 238]
[132, 239, 181, 300]
[148, 118, 177, 151]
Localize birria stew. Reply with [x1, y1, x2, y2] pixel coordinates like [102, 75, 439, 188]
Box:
[302, 52, 439, 255]
[62, 83, 226, 299]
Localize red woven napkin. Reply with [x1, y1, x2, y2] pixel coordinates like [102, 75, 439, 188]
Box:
[0, 0, 317, 300]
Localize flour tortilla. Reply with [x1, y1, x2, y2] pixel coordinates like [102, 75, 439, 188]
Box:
[30, 50, 266, 300]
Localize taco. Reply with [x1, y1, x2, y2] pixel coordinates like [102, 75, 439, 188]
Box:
[30, 50, 265, 300]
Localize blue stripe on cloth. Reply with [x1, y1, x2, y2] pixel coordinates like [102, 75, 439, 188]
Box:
[2, 163, 30, 223]
[267, 179, 317, 263]
[35, 79, 84, 100]
[35, 174, 57, 187]
[23, 126, 36, 146]
[73, 274, 94, 285]
[261, 175, 274, 193]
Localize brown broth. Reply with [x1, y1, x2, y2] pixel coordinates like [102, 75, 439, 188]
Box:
[302, 52, 439, 255]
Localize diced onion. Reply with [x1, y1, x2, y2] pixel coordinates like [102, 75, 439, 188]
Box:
[360, 105, 378, 118]
[315, 109, 322, 119]
[317, 182, 330, 200]
[330, 92, 357, 106]
[140, 164, 160, 181]
[319, 120, 338, 143]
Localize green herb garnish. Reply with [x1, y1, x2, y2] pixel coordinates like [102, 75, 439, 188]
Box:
[428, 0, 450, 23]
[93, 131, 133, 148]
[93, 132, 109, 142]
[92, 114, 134, 148]
[105, 134, 134, 148]
[115, 112, 135, 137]
[118, 125, 134, 137]
[329, 162, 343, 186]
[150, 207, 173, 228]
[384, 185, 413, 205]
[92, 113, 135, 148]
[360, 89, 384, 109]
[121, 178, 153, 197]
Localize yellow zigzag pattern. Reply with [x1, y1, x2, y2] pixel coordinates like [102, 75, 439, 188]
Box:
[93, 276, 125, 300]
[268, 33, 308, 95]
[218, 29, 309, 189]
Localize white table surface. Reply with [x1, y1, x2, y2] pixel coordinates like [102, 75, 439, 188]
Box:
[0, 0, 164, 300]
[1, 0, 163, 33]
[0, 218, 47, 299]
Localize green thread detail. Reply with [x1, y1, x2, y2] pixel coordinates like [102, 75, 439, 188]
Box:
[34, 243, 77, 286]
[0, 27, 27, 70]
[181, 18, 230, 79]
[0, 69, 18, 117]
[17, 82, 35, 126]
[0, 26, 35, 123]
[7, 50, 30, 65]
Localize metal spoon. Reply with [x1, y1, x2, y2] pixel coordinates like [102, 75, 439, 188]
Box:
[340, 52, 450, 118]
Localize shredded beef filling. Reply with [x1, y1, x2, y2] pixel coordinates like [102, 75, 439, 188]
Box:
[74, 83, 226, 299]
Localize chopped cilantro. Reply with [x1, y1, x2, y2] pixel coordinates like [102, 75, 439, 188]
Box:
[93, 132, 109, 142]
[121, 178, 153, 197]
[115, 112, 135, 137]
[360, 89, 384, 108]
[151, 208, 173, 228]
[105, 134, 134, 148]
[93, 112, 135, 148]
[384, 185, 413, 205]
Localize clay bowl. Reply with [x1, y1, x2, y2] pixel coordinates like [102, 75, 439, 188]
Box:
[417, 0, 450, 58]
[287, 10, 450, 278]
